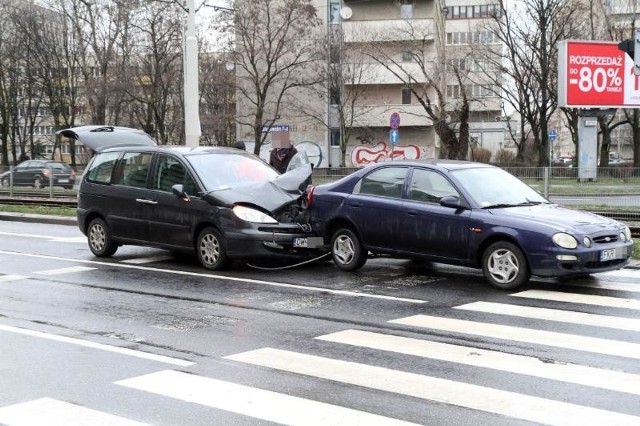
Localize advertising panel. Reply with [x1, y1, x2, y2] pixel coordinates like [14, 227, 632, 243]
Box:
[558, 40, 640, 108]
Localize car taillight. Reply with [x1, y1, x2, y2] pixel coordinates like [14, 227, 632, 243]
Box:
[42, 168, 51, 177]
[71, 169, 76, 177]
[306, 185, 315, 205]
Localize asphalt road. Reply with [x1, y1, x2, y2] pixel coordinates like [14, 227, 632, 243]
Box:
[1, 219, 640, 425]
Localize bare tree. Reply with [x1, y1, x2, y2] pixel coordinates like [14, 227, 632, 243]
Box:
[224, 0, 323, 156]
[199, 54, 237, 147]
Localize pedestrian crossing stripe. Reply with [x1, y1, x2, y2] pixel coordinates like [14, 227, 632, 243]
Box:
[226, 348, 640, 426]
[596, 269, 640, 280]
[316, 329, 640, 395]
[512, 289, 640, 310]
[0, 398, 148, 426]
[558, 280, 640, 293]
[0, 275, 26, 282]
[389, 315, 640, 359]
[456, 301, 640, 331]
[34, 266, 97, 276]
[116, 370, 419, 426]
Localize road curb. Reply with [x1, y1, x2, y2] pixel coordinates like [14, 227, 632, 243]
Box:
[0, 212, 77, 226]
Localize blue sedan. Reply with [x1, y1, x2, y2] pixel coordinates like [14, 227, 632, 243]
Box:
[307, 160, 634, 289]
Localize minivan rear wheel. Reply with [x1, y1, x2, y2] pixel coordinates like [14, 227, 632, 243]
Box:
[87, 218, 117, 257]
[197, 227, 229, 270]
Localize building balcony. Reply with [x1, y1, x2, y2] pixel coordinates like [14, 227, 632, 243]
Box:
[343, 62, 433, 85]
[340, 18, 435, 43]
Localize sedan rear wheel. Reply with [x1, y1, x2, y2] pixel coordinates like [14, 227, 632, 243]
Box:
[197, 227, 229, 270]
[331, 228, 367, 271]
[88, 218, 117, 257]
[482, 241, 529, 290]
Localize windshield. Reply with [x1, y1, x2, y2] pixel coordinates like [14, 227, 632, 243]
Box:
[186, 152, 279, 192]
[452, 167, 548, 208]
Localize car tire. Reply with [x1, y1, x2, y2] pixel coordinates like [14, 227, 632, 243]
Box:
[33, 176, 44, 189]
[482, 241, 530, 290]
[1, 177, 8, 188]
[197, 227, 229, 270]
[87, 218, 118, 257]
[330, 227, 367, 271]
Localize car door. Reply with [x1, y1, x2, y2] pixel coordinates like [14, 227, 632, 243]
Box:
[13, 161, 35, 186]
[400, 167, 471, 260]
[107, 151, 154, 243]
[145, 154, 203, 249]
[347, 166, 408, 252]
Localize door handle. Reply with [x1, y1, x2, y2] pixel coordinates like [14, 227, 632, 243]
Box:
[136, 198, 158, 205]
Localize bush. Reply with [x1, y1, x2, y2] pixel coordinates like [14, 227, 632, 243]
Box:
[471, 147, 492, 163]
[494, 149, 517, 166]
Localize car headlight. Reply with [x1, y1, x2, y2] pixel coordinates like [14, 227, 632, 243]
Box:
[232, 205, 277, 224]
[623, 226, 632, 242]
[553, 233, 578, 249]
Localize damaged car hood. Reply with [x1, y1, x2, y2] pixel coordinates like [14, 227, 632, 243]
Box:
[206, 164, 313, 214]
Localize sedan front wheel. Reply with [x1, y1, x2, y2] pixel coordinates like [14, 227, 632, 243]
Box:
[331, 228, 367, 271]
[482, 241, 530, 290]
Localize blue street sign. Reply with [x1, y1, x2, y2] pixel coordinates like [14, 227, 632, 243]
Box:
[548, 129, 557, 142]
[390, 112, 400, 130]
[390, 129, 399, 144]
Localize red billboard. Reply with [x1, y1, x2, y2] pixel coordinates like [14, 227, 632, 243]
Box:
[558, 40, 640, 108]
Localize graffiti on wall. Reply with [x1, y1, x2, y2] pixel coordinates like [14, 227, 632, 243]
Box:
[350, 141, 425, 167]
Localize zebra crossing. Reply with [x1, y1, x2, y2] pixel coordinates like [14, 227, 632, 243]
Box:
[1, 269, 639, 425]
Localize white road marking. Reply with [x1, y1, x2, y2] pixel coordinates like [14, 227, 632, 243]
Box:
[35, 266, 97, 276]
[0, 231, 85, 243]
[0, 275, 26, 282]
[563, 280, 640, 293]
[227, 348, 640, 426]
[117, 370, 418, 426]
[455, 301, 640, 332]
[0, 398, 148, 426]
[317, 329, 640, 395]
[0, 250, 427, 304]
[596, 269, 640, 280]
[0, 324, 193, 367]
[389, 315, 640, 359]
[512, 289, 640, 311]
[121, 255, 174, 264]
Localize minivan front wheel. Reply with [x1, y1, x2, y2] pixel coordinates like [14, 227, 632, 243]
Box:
[197, 227, 229, 270]
[482, 241, 529, 290]
[87, 218, 117, 257]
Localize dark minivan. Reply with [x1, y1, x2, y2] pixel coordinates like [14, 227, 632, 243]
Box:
[58, 125, 322, 270]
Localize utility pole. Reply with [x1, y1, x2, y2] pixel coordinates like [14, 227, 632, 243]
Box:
[184, 0, 201, 147]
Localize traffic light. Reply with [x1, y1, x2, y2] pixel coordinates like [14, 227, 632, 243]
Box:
[618, 31, 640, 76]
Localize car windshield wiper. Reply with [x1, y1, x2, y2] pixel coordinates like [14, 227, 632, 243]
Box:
[482, 200, 548, 209]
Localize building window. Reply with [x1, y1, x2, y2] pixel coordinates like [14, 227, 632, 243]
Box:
[400, 0, 413, 19]
[402, 87, 412, 104]
[402, 50, 413, 62]
[330, 129, 340, 146]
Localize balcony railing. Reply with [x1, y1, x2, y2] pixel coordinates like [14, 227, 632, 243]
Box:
[341, 18, 435, 43]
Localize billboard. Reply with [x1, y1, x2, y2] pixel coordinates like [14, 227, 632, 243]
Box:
[558, 40, 640, 108]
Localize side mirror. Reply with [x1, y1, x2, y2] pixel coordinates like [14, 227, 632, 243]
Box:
[440, 195, 462, 209]
[171, 184, 189, 202]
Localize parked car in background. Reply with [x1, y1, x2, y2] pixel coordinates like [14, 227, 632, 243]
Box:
[307, 160, 634, 290]
[58, 125, 323, 270]
[0, 159, 76, 189]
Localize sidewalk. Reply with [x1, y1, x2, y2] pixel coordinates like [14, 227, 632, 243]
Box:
[1, 211, 638, 269]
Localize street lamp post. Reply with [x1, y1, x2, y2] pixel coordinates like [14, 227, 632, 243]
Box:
[184, 0, 201, 147]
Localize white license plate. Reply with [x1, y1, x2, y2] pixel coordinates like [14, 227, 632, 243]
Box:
[600, 249, 617, 261]
[293, 237, 308, 248]
[58, 179, 69, 183]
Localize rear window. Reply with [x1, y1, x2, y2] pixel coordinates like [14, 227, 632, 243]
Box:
[85, 152, 120, 184]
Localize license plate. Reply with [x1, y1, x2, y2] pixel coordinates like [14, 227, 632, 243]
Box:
[58, 179, 69, 183]
[293, 237, 308, 248]
[293, 237, 323, 248]
[600, 248, 617, 261]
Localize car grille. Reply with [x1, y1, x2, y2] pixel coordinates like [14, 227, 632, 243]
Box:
[592, 234, 619, 244]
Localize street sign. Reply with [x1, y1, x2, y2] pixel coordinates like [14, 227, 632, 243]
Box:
[390, 112, 400, 129]
[261, 125, 290, 133]
[389, 129, 399, 144]
[548, 129, 557, 142]
[558, 40, 640, 108]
